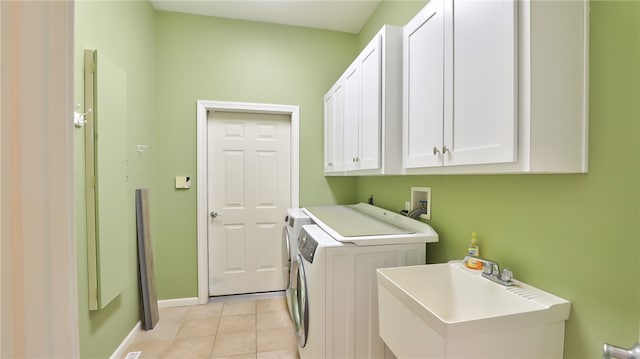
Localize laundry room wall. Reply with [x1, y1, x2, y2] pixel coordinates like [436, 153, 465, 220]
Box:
[74, 0, 157, 357]
[355, 2, 640, 359]
[154, 12, 359, 300]
[357, 0, 428, 51]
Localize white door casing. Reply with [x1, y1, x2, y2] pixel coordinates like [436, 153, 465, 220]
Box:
[196, 101, 299, 303]
[207, 111, 291, 296]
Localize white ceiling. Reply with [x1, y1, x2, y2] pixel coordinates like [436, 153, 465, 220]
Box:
[149, 0, 381, 34]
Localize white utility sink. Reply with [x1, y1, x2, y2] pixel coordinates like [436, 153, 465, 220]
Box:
[376, 262, 571, 359]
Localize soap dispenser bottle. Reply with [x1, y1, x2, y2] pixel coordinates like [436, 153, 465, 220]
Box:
[466, 232, 483, 270]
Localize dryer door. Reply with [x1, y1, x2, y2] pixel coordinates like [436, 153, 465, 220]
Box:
[290, 254, 309, 348]
[282, 226, 292, 287]
[283, 226, 295, 320]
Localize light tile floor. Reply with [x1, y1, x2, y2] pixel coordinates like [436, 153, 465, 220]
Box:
[122, 294, 299, 359]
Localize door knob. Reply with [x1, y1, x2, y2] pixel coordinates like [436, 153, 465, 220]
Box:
[603, 342, 640, 359]
[210, 212, 218, 218]
[432, 147, 440, 155]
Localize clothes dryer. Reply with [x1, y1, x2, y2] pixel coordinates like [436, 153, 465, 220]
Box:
[282, 208, 312, 319]
[291, 224, 432, 359]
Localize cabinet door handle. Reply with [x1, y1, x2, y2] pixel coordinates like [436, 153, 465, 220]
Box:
[443, 146, 449, 154]
[433, 147, 441, 155]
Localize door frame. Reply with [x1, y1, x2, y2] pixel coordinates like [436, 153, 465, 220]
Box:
[196, 100, 300, 304]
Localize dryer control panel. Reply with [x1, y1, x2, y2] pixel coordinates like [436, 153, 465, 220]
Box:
[298, 229, 319, 263]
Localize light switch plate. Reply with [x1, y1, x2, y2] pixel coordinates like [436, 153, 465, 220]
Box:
[175, 176, 191, 189]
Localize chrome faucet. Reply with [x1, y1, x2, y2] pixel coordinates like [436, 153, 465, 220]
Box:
[463, 256, 515, 286]
[408, 207, 426, 219]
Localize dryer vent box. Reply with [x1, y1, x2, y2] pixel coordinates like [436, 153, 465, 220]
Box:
[410, 187, 431, 220]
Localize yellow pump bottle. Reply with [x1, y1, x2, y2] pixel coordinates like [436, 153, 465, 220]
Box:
[466, 232, 483, 270]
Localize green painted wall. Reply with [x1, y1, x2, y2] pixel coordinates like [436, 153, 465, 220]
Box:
[358, 0, 428, 51]
[154, 12, 359, 299]
[72, 1, 639, 357]
[74, 1, 157, 357]
[355, 1, 640, 358]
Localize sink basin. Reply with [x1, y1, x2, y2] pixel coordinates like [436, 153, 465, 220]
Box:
[376, 262, 571, 359]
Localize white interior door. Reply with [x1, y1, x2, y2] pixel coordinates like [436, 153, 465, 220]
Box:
[208, 110, 291, 296]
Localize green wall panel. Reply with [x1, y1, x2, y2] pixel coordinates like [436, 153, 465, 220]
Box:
[355, 1, 640, 358]
[74, 1, 157, 357]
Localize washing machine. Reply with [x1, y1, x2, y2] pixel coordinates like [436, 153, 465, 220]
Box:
[291, 223, 433, 359]
[282, 208, 312, 319]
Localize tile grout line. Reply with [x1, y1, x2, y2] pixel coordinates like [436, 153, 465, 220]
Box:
[209, 301, 223, 359]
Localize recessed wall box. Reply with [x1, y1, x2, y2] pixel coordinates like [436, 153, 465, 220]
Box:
[410, 187, 431, 220]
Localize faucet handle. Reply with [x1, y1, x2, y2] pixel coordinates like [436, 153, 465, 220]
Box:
[482, 260, 499, 276]
[482, 263, 493, 275]
[501, 268, 513, 282]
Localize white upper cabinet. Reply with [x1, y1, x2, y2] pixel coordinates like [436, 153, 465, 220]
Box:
[324, 25, 403, 176]
[324, 81, 345, 174]
[445, 0, 517, 167]
[403, 0, 588, 174]
[404, 0, 517, 169]
[358, 41, 383, 170]
[403, 0, 445, 169]
[343, 62, 363, 171]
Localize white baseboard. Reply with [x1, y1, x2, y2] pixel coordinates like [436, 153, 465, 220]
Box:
[109, 321, 141, 359]
[158, 297, 199, 308]
[109, 298, 199, 359]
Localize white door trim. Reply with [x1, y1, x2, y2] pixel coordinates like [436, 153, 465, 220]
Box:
[196, 100, 300, 304]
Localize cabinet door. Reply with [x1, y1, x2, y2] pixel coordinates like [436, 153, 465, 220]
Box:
[343, 64, 360, 171]
[403, 0, 445, 169]
[324, 91, 336, 172]
[358, 37, 382, 171]
[444, 0, 517, 166]
[324, 83, 345, 173]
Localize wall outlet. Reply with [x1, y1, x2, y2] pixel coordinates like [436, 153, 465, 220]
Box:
[410, 187, 431, 220]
